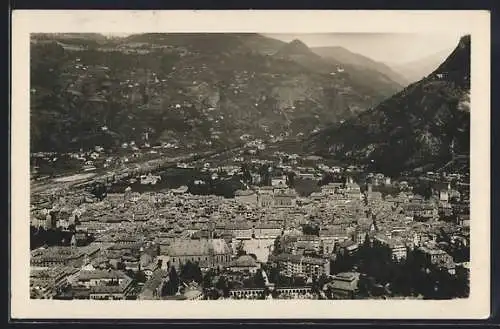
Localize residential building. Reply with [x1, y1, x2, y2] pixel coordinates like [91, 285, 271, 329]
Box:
[328, 272, 360, 299]
[166, 238, 232, 270]
[234, 190, 258, 206]
[418, 246, 456, 274]
[272, 253, 330, 278]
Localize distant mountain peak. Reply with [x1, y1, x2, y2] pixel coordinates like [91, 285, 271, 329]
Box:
[277, 38, 313, 56]
[433, 34, 470, 88]
[459, 34, 471, 48]
[289, 38, 308, 47]
[306, 36, 471, 176]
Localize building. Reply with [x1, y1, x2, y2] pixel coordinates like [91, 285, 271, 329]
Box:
[257, 187, 274, 208]
[345, 178, 362, 200]
[328, 272, 360, 299]
[31, 246, 99, 268]
[254, 222, 282, 239]
[457, 214, 470, 228]
[402, 203, 438, 221]
[166, 238, 232, 270]
[229, 288, 265, 299]
[272, 253, 330, 278]
[225, 221, 253, 239]
[319, 229, 350, 254]
[374, 235, 408, 261]
[418, 246, 455, 274]
[228, 255, 260, 274]
[321, 183, 343, 195]
[76, 270, 130, 288]
[88, 277, 135, 300]
[273, 189, 297, 208]
[34, 211, 57, 230]
[271, 176, 287, 187]
[336, 240, 359, 256]
[234, 190, 258, 206]
[30, 267, 78, 299]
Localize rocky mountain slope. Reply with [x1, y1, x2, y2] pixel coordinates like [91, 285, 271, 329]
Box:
[30, 33, 402, 153]
[306, 35, 471, 176]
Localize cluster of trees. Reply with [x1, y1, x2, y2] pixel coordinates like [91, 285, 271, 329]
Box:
[30, 226, 86, 250]
[89, 182, 107, 201]
[240, 163, 253, 185]
[161, 261, 204, 297]
[258, 164, 272, 186]
[179, 261, 203, 283]
[331, 235, 469, 299]
[318, 172, 346, 186]
[236, 241, 247, 257]
[31, 155, 84, 178]
[161, 266, 180, 296]
[436, 228, 470, 263]
[301, 223, 320, 236]
[187, 175, 245, 198]
[293, 177, 321, 197]
[125, 269, 147, 285]
[241, 269, 266, 289]
[201, 268, 231, 299]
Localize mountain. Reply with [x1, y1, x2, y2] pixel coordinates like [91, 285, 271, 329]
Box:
[30, 33, 402, 153]
[311, 46, 409, 86]
[306, 35, 471, 176]
[273, 39, 403, 105]
[390, 47, 455, 84]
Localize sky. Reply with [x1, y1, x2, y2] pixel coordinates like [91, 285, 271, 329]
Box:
[264, 33, 462, 65]
[103, 32, 463, 65]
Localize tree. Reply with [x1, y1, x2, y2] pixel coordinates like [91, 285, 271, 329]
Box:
[116, 261, 126, 271]
[236, 241, 246, 257]
[67, 224, 76, 233]
[286, 172, 296, 188]
[301, 223, 320, 236]
[215, 275, 230, 298]
[180, 261, 203, 284]
[202, 269, 216, 289]
[253, 269, 266, 288]
[259, 164, 271, 186]
[240, 163, 252, 185]
[135, 270, 147, 284]
[90, 182, 107, 201]
[162, 266, 180, 296]
[273, 236, 282, 255]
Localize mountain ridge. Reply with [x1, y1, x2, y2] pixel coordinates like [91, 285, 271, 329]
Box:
[306, 35, 471, 176]
[30, 33, 402, 153]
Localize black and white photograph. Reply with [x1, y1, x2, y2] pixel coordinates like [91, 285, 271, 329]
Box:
[11, 10, 490, 319]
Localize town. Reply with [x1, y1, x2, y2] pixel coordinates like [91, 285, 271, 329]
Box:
[30, 143, 470, 301]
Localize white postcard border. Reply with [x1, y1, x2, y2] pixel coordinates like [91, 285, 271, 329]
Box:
[11, 9, 491, 319]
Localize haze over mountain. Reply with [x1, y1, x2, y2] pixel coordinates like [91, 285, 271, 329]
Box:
[30, 33, 403, 153]
[311, 46, 409, 86]
[306, 35, 470, 176]
[265, 33, 461, 64]
[389, 47, 456, 84]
